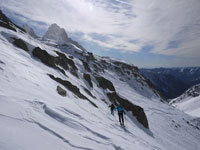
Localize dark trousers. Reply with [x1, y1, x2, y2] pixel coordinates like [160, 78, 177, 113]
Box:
[111, 109, 114, 115]
[118, 112, 124, 124]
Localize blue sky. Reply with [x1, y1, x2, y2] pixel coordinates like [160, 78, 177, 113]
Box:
[0, 0, 200, 68]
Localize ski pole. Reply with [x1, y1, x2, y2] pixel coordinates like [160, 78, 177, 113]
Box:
[124, 112, 126, 126]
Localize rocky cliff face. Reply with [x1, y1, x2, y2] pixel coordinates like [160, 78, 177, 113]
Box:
[43, 23, 69, 43]
[0, 10, 25, 32]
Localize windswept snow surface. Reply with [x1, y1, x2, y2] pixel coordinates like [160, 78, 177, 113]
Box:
[0, 26, 200, 150]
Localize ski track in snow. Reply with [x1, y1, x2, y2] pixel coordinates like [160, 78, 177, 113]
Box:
[27, 100, 139, 150]
[26, 100, 170, 150]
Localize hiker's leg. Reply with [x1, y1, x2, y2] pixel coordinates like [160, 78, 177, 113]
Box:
[118, 113, 121, 123]
[121, 114, 124, 124]
[111, 109, 114, 115]
[111, 110, 114, 115]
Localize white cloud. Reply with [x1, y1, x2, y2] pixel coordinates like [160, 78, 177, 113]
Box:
[1, 0, 200, 58]
[130, 0, 200, 58]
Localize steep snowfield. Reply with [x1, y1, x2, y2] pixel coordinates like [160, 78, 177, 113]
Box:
[173, 96, 200, 117]
[1, 23, 200, 150]
[170, 84, 200, 117]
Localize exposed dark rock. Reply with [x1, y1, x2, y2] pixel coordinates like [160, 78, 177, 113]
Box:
[48, 74, 98, 108]
[107, 92, 149, 129]
[70, 68, 79, 78]
[32, 47, 70, 75]
[82, 86, 96, 99]
[75, 51, 83, 56]
[13, 38, 28, 51]
[95, 76, 115, 91]
[86, 52, 95, 61]
[57, 68, 66, 76]
[0, 10, 25, 32]
[54, 51, 69, 70]
[113, 61, 139, 71]
[49, 74, 84, 98]
[83, 73, 93, 88]
[101, 99, 108, 104]
[55, 51, 77, 70]
[133, 73, 138, 78]
[48, 74, 88, 99]
[114, 66, 123, 75]
[57, 85, 67, 96]
[32, 47, 56, 68]
[69, 55, 74, 59]
[82, 61, 91, 72]
[93, 64, 98, 72]
[93, 63, 104, 72]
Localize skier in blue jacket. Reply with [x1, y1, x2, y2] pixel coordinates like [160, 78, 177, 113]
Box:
[115, 104, 125, 126]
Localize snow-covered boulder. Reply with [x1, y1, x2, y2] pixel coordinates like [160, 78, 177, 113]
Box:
[13, 38, 28, 51]
[57, 85, 67, 96]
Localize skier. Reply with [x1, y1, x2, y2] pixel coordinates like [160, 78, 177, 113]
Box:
[115, 104, 125, 126]
[108, 103, 115, 116]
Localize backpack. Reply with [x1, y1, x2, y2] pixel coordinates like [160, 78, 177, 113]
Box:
[117, 105, 124, 113]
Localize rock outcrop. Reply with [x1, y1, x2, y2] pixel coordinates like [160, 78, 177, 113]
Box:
[107, 92, 149, 129]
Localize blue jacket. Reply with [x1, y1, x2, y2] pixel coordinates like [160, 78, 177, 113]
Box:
[115, 104, 124, 113]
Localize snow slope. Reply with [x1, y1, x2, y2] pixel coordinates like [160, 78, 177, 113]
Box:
[0, 11, 200, 150]
[170, 84, 200, 117]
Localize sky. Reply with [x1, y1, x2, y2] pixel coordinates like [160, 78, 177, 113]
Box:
[0, 0, 200, 68]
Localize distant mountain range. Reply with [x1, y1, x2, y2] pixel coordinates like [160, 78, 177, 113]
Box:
[141, 67, 200, 99]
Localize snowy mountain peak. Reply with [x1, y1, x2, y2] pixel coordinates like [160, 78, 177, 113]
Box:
[43, 23, 69, 43]
[170, 84, 200, 104]
[22, 24, 38, 38]
[170, 84, 200, 117]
